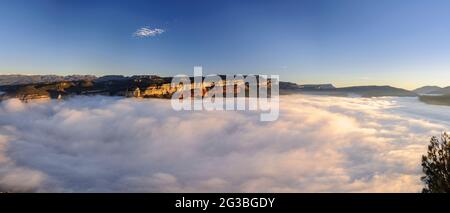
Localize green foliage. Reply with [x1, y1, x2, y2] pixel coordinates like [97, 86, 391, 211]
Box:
[421, 133, 450, 193]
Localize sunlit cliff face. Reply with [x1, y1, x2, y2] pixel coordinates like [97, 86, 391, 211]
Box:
[0, 95, 449, 192]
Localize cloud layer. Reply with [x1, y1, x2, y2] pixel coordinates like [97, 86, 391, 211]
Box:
[133, 27, 165, 38]
[0, 95, 449, 192]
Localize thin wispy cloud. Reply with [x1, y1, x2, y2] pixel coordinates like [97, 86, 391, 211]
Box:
[133, 27, 165, 38]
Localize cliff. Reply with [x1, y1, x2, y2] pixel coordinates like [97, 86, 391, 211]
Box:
[0, 75, 274, 101]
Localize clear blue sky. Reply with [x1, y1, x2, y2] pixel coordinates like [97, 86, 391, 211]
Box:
[1, 0, 450, 89]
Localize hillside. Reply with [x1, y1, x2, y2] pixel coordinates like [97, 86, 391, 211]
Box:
[336, 86, 416, 97]
[419, 95, 450, 106]
[413, 86, 450, 95]
[280, 82, 416, 97]
[413, 86, 443, 94]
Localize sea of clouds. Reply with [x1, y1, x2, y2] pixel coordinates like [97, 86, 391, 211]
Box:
[0, 95, 449, 192]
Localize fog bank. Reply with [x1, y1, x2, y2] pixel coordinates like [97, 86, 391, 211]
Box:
[0, 95, 448, 192]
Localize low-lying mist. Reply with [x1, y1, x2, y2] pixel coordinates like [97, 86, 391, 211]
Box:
[0, 95, 449, 192]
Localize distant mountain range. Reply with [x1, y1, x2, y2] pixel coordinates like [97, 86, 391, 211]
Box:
[413, 86, 450, 95]
[0, 74, 449, 103]
[0, 75, 274, 101]
[413, 86, 450, 106]
[279, 82, 416, 97]
[0, 74, 97, 86]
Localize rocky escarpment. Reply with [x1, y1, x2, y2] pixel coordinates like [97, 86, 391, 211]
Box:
[0, 75, 274, 102]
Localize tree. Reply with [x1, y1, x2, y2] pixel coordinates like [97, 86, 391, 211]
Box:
[421, 133, 450, 193]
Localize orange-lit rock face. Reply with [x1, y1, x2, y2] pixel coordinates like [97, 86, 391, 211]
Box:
[143, 84, 178, 97]
[19, 94, 51, 102]
[140, 80, 269, 99]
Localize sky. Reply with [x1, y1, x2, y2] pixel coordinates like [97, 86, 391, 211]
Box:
[1, 0, 450, 89]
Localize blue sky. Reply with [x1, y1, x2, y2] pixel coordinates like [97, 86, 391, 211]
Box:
[1, 0, 450, 89]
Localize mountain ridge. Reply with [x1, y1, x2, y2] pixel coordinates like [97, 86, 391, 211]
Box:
[413, 86, 450, 95]
[1, 74, 449, 101]
[0, 74, 97, 86]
